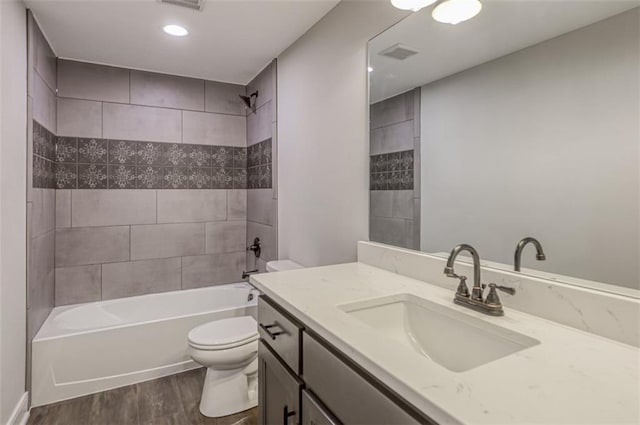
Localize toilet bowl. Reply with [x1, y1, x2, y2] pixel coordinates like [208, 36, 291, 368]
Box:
[187, 316, 259, 417]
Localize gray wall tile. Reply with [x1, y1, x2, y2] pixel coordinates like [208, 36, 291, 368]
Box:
[205, 81, 246, 116]
[246, 62, 274, 110]
[369, 120, 414, 156]
[103, 103, 182, 143]
[56, 226, 130, 267]
[246, 221, 275, 261]
[182, 110, 246, 147]
[131, 223, 205, 260]
[247, 189, 274, 225]
[102, 257, 181, 299]
[29, 231, 55, 329]
[370, 90, 414, 130]
[56, 190, 71, 228]
[205, 221, 246, 254]
[370, 191, 393, 218]
[33, 22, 56, 92]
[392, 190, 414, 220]
[370, 216, 412, 248]
[57, 60, 130, 103]
[57, 98, 102, 138]
[33, 72, 56, 133]
[55, 265, 101, 305]
[130, 70, 204, 111]
[182, 252, 245, 289]
[157, 190, 226, 223]
[31, 188, 56, 238]
[228, 189, 247, 220]
[247, 101, 271, 146]
[72, 190, 156, 227]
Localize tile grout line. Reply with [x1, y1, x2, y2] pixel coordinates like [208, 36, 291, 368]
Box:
[58, 95, 247, 117]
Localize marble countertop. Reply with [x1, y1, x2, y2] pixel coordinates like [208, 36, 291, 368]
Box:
[251, 262, 640, 425]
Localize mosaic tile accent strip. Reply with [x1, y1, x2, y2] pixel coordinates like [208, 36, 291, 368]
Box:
[370, 150, 414, 190]
[53, 137, 248, 190]
[33, 121, 57, 188]
[247, 138, 272, 189]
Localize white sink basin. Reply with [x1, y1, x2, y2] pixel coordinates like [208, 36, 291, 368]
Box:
[339, 294, 539, 372]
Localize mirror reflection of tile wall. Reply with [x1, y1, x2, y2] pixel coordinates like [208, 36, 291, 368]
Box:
[369, 89, 420, 250]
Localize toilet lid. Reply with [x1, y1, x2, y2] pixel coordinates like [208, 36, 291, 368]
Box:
[188, 316, 258, 349]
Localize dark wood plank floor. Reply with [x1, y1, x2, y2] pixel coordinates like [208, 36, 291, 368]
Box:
[27, 368, 257, 425]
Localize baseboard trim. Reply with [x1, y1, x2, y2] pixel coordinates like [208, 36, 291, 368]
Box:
[6, 392, 29, 425]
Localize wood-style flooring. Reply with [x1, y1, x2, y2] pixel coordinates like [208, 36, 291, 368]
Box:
[27, 368, 257, 425]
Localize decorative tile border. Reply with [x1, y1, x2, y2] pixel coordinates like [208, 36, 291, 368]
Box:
[370, 150, 414, 190]
[52, 137, 248, 190]
[33, 121, 56, 188]
[247, 138, 272, 189]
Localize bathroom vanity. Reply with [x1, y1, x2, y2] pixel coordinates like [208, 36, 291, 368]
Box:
[251, 242, 640, 425]
[257, 295, 432, 425]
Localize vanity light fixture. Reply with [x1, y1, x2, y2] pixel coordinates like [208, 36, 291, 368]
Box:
[391, 0, 437, 12]
[163, 24, 189, 37]
[432, 0, 482, 25]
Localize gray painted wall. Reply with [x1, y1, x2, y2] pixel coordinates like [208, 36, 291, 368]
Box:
[278, 1, 408, 267]
[1, 1, 28, 421]
[420, 9, 639, 289]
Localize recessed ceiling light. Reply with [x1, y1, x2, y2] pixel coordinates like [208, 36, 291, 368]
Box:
[432, 0, 482, 25]
[390, 0, 437, 12]
[163, 24, 189, 37]
[368, 66, 374, 73]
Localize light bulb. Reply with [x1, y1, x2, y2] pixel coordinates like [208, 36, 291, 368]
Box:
[432, 0, 482, 25]
[391, 0, 438, 12]
[163, 25, 189, 37]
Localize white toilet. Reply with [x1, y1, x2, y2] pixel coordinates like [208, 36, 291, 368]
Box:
[187, 259, 303, 418]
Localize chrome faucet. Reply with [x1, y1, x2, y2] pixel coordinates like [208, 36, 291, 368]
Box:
[444, 243, 515, 316]
[514, 237, 546, 272]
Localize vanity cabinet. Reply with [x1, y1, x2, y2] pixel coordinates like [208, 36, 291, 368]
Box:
[257, 296, 434, 425]
[258, 340, 303, 425]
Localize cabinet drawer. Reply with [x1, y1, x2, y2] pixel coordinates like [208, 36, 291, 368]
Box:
[301, 390, 341, 425]
[258, 296, 303, 373]
[302, 332, 427, 425]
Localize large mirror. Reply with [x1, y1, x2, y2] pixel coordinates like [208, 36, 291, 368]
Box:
[368, 0, 640, 295]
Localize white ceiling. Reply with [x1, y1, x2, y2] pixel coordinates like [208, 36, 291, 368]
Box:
[26, 0, 340, 85]
[369, 0, 640, 103]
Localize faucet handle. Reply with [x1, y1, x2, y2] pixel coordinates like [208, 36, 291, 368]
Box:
[483, 283, 515, 307]
[455, 276, 470, 298]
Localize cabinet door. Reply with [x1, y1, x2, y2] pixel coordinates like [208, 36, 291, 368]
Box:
[259, 340, 303, 425]
[301, 390, 341, 425]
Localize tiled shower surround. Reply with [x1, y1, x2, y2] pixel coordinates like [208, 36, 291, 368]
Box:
[33, 58, 279, 306]
[369, 89, 421, 250]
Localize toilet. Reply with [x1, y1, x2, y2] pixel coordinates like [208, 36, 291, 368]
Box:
[187, 259, 303, 418]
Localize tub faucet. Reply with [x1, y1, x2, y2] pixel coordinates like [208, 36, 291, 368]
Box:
[444, 243, 515, 316]
[242, 269, 259, 280]
[514, 237, 546, 272]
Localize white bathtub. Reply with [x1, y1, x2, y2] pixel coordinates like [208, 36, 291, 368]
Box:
[31, 283, 258, 407]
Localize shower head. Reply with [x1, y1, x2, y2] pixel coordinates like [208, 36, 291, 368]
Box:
[239, 91, 259, 114]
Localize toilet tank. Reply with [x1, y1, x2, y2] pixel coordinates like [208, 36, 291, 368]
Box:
[266, 260, 303, 272]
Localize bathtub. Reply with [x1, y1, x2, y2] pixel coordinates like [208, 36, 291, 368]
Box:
[31, 282, 258, 407]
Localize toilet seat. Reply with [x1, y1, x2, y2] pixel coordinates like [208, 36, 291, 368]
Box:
[188, 316, 258, 350]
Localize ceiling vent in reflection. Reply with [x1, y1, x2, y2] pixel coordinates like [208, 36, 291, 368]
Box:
[159, 0, 205, 11]
[378, 43, 420, 60]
